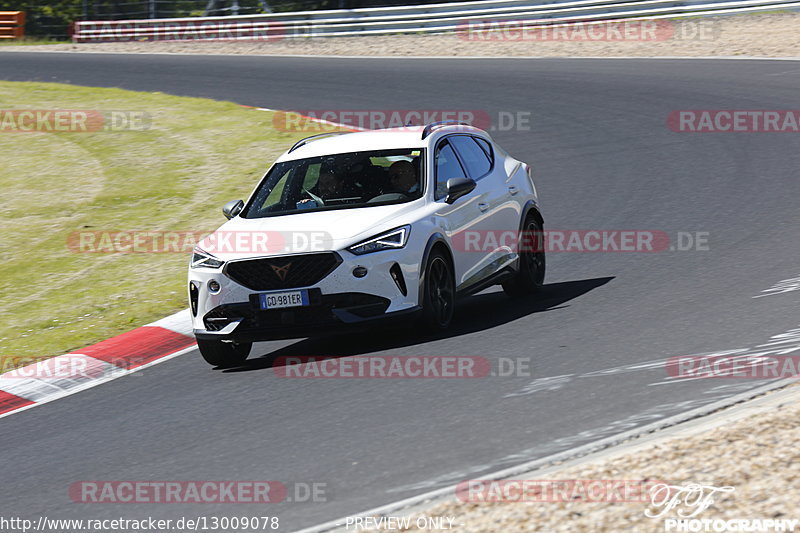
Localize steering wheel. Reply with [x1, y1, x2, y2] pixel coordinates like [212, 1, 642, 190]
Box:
[300, 189, 325, 206]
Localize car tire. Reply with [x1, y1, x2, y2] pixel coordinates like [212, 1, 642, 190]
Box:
[420, 250, 455, 332]
[197, 339, 252, 368]
[503, 216, 546, 297]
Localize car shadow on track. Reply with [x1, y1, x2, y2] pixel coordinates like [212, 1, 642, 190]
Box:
[221, 276, 614, 373]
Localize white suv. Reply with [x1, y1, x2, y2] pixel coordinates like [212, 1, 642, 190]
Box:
[188, 122, 545, 367]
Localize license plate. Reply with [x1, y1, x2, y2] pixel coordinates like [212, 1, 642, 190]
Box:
[259, 290, 309, 310]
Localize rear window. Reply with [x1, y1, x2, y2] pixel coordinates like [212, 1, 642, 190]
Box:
[450, 136, 492, 179]
[473, 137, 493, 160]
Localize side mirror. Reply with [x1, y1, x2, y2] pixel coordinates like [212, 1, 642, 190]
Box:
[445, 178, 477, 204]
[222, 199, 244, 220]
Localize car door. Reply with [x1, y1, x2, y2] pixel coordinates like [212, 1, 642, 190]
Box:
[448, 135, 520, 288]
[474, 135, 528, 223]
[431, 138, 489, 289]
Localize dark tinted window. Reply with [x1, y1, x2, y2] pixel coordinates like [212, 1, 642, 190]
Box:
[434, 141, 466, 200]
[450, 136, 492, 179]
[473, 136, 493, 160]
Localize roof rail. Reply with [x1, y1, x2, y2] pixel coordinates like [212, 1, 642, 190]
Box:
[421, 121, 473, 140]
[288, 131, 352, 153]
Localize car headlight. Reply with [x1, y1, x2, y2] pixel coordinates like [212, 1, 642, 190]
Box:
[191, 247, 225, 269]
[348, 226, 410, 255]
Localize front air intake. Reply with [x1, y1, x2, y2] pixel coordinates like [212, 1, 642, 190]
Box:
[189, 282, 199, 317]
[389, 263, 407, 296]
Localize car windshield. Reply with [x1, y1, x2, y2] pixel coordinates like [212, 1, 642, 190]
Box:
[242, 148, 424, 219]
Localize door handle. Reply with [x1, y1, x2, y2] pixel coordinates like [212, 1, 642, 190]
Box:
[478, 202, 489, 212]
[508, 186, 519, 195]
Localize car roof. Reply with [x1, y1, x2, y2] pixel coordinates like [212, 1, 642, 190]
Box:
[276, 124, 488, 161]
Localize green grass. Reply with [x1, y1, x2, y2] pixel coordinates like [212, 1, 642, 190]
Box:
[0, 81, 320, 372]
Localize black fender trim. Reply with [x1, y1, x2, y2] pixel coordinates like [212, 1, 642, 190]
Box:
[513, 200, 544, 271]
[417, 233, 453, 307]
[520, 200, 544, 231]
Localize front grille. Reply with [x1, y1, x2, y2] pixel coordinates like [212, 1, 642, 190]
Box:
[224, 252, 342, 291]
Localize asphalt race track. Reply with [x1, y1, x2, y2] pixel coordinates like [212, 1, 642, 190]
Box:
[2, 53, 799, 531]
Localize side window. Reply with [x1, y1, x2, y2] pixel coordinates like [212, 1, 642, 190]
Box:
[434, 141, 466, 200]
[473, 136, 494, 162]
[450, 136, 492, 180]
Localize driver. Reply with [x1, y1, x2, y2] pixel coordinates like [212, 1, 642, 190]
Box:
[388, 160, 418, 194]
[317, 169, 345, 197]
[297, 169, 345, 208]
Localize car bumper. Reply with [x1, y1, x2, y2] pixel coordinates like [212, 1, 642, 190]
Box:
[188, 249, 422, 342]
[193, 302, 421, 342]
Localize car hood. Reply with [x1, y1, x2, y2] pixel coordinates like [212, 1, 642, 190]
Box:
[197, 202, 421, 260]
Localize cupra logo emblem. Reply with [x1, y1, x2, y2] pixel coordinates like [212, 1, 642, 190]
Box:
[271, 262, 292, 281]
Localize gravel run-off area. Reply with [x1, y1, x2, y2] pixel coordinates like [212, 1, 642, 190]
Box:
[362, 385, 800, 532]
[1, 13, 799, 57]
